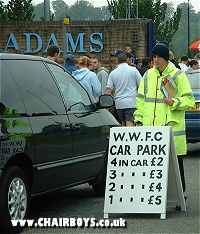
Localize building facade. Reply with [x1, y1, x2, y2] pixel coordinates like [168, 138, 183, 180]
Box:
[0, 19, 153, 69]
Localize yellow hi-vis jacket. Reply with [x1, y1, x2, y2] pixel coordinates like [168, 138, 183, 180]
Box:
[134, 61, 195, 156]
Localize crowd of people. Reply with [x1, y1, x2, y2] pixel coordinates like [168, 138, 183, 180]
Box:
[44, 44, 199, 128]
[13, 42, 199, 210]
[43, 43, 198, 209]
[45, 44, 199, 119]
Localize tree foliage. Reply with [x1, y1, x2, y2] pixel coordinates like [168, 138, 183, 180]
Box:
[33, 3, 44, 21]
[68, 0, 93, 20]
[107, 0, 126, 19]
[156, 5, 182, 43]
[49, 0, 111, 21]
[0, 0, 8, 20]
[51, 0, 69, 20]
[107, 0, 182, 43]
[33, 2, 54, 21]
[6, 0, 34, 21]
[171, 2, 200, 58]
[33, 0, 111, 21]
[68, 0, 111, 20]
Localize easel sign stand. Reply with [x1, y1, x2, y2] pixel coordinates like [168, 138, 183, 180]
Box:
[104, 126, 186, 220]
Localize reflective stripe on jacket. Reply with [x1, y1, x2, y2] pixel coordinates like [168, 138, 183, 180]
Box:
[134, 61, 195, 155]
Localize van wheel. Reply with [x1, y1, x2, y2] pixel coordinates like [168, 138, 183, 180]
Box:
[0, 166, 30, 233]
[92, 151, 108, 197]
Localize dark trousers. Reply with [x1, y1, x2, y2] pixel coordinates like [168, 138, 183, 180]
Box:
[177, 157, 186, 192]
[113, 106, 121, 124]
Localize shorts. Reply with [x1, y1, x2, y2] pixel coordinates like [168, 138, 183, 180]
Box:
[117, 108, 136, 122]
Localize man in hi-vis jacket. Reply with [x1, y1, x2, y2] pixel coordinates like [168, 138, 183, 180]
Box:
[134, 41, 195, 198]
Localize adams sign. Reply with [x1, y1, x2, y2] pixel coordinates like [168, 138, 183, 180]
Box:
[2, 32, 103, 54]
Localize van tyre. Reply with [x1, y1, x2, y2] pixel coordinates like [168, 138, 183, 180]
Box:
[0, 166, 30, 234]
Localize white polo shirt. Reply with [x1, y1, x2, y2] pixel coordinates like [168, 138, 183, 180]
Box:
[178, 63, 188, 72]
[106, 63, 142, 109]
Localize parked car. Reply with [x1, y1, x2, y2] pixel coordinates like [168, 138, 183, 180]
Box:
[0, 53, 118, 233]
[186, 69, 200, 143]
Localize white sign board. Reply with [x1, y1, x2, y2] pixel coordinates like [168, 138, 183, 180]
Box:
[104, 126, 186, 219]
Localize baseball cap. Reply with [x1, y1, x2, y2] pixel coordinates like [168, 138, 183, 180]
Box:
[66, 54, 75, 62]
[111, 49, 125, 57]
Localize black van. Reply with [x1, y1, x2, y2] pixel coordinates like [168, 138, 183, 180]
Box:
[0, 53, 118, 233]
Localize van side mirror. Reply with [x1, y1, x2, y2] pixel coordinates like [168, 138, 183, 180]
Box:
[98, 95, 114, 109]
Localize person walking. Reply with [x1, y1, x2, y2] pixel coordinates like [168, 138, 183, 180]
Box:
[64, 54, 77, 74]
[138, 57, 153, 76]
[46, 45, 60, 63]
[178, 56, 189, 72]
[186, 59, 199, 72]
[106, 51, 142, 126]
[124, 44, 139, 68]
[194, 53, 200, 66]
[134, 41, 195, 199]
[72, 56, 101, 103]
[169, 50, 181, 69]
[91, 56, 109, 94]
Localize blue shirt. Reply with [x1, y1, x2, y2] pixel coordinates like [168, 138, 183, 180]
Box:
[72, 68, 101, 103]
[65, 64, 77, 74]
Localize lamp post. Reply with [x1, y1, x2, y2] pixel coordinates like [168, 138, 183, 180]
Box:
[62, 17, 71, 67]
[126, 0, 131, 19]
[44, 0, 50, 21]
[187, 0, 190, 58]
[126, 0, 138, 19]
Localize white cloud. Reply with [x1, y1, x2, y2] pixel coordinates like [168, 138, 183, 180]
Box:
[3, 0, 200, 11]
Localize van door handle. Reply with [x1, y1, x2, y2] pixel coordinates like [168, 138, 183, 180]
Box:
[61, 124, 71, 131]
[71, 123, 81, 130]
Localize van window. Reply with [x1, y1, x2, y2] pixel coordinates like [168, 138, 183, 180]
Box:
[46, 63, 93, 112]
[5, 60, 66, 116]
[0, 61, 27, 116]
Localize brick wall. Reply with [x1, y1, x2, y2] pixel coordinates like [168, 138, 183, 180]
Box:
[1, 19, 149, 70]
